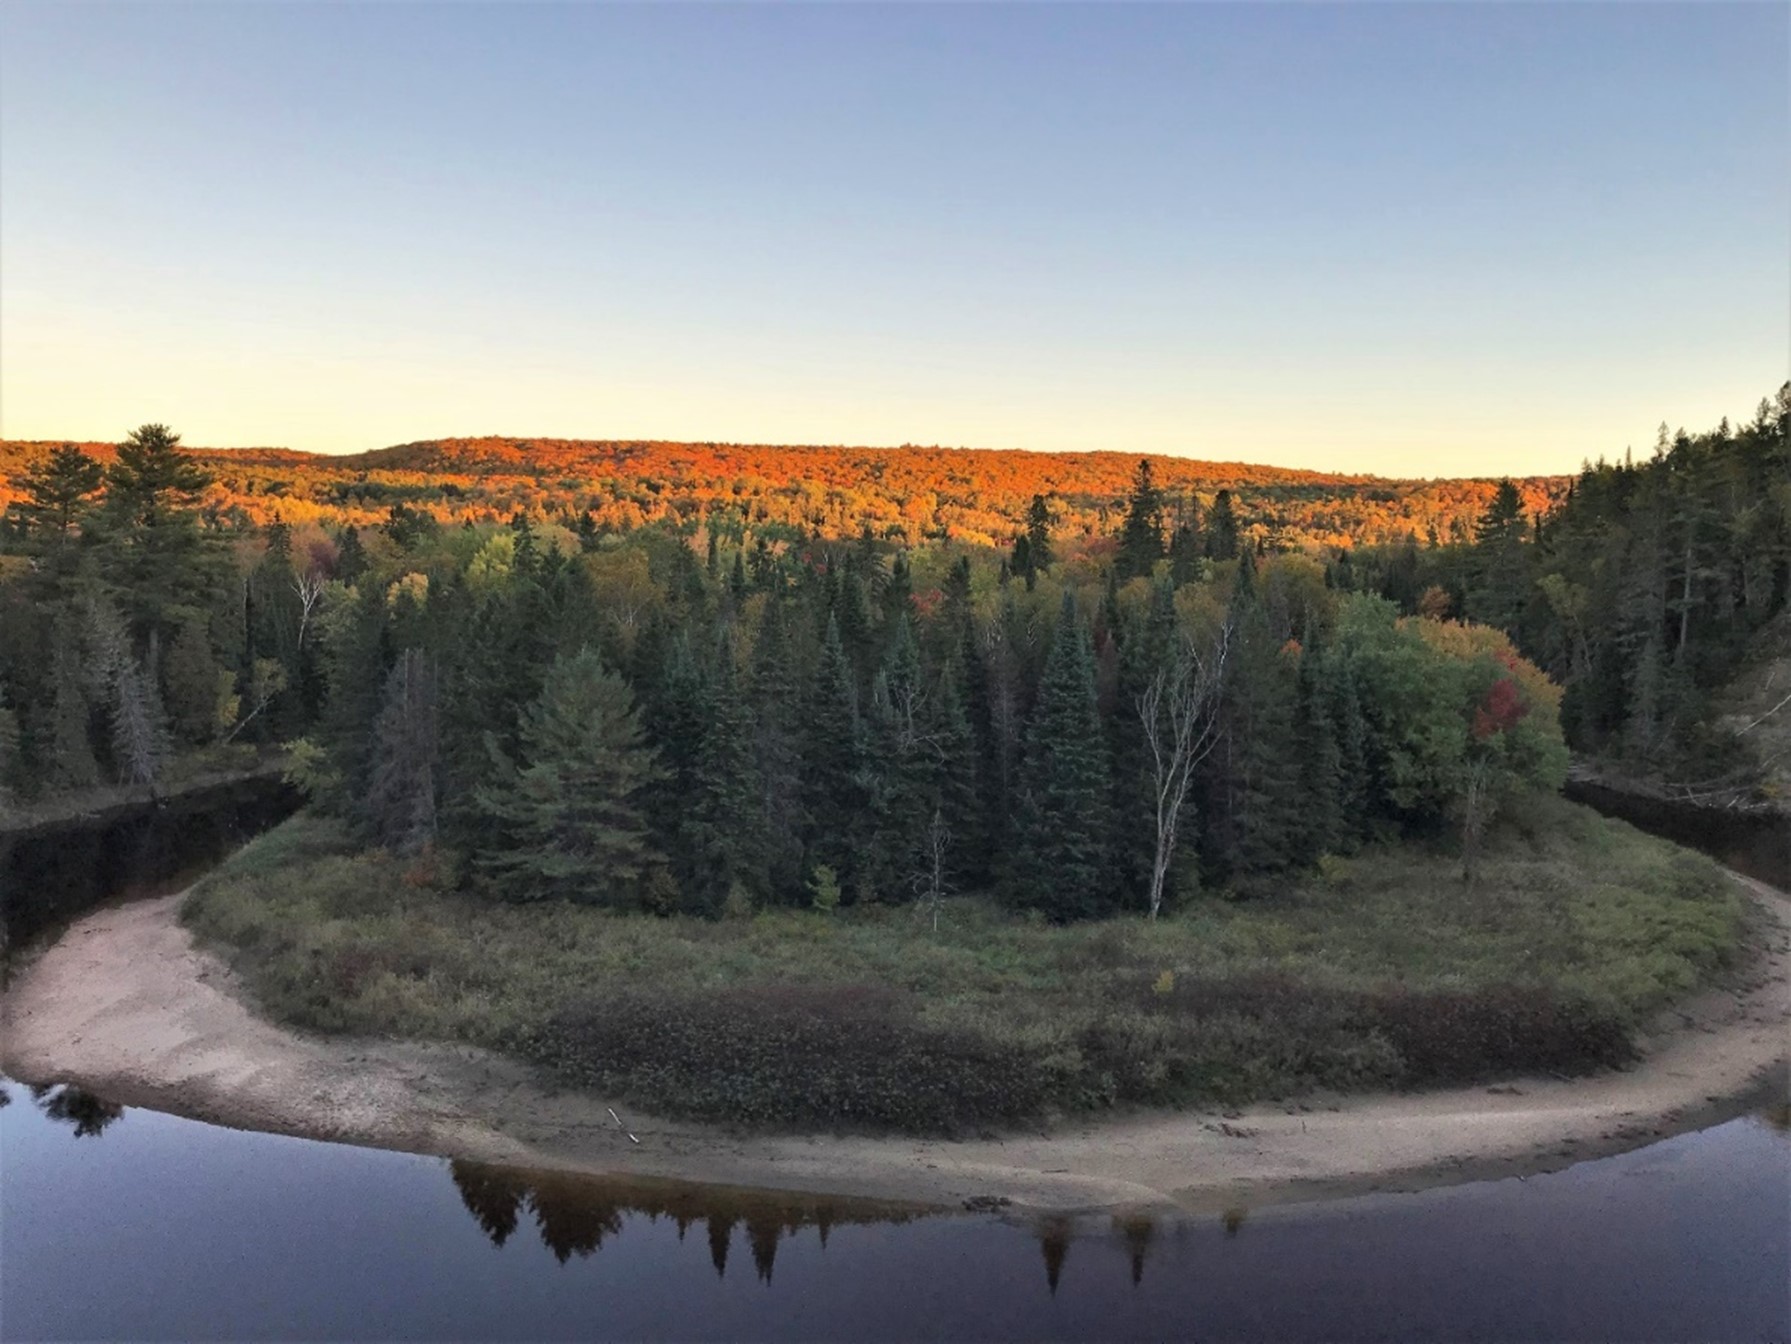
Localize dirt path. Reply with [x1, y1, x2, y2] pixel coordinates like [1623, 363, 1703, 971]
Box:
[4, 876, 1787, 1215]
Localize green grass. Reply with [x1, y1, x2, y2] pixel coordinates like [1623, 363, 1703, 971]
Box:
[182, 794, 1744, 1134]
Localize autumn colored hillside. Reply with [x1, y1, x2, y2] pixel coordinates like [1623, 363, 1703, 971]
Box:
[0, 436, 1566, 552]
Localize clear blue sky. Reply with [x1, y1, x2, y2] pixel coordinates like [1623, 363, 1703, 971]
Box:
[2, 3, 1785, 475]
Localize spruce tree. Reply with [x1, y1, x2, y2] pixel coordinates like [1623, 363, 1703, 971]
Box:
[335, 526, 368, 584]
[1468, 480, 1530, 634]
[678, 638, 768, 912]
[365, 649, 439, 855]
[474, 648, 662, 904]
[1025, 494, 1055, 572]
[44, 619, 99, 791]
[164, 617, 225, 743]
[1117, 460, 1166, 580]
[932, 654, 985, 887]
[1224, 620, 1305, 880]
[1012, 533, 1036, 590]
[750, 597, 808, 900]
[1007, 593, 1115, 920]
[803, 613, 864, 889]
[1168, 511, 1203, 586]
[1206, 490, 1240, 561]
[863, 616, 936, 900]
[317, 580, 391, 814]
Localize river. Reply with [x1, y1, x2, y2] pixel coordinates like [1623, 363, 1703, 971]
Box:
[0, 773, 302, 954]
[2, 785, 1788, 1339]
[2, 1074, 1785, 1341]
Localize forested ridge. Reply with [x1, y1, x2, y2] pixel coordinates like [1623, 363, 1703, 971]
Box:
[4, 421, 1566, 918]
[2, 388, 1782, 920]
[1, 433, 1564, 555]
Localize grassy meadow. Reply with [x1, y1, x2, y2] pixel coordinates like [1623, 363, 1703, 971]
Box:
[182, 795, 1743, 1135]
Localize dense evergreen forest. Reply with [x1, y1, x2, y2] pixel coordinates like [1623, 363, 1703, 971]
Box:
[3, 389, 1781, 916]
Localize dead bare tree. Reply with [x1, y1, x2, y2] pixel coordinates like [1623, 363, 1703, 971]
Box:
[1136, 620, 1231, 919]
[293, 569, 327, 651]
[911, 808, 953, 932]
[221, 658, 288, 744]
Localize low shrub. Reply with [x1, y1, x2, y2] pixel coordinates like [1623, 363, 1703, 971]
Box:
[1350, 982, 1636, 1083]
[181, 798, 1741, 1134]
[520, 984, 1056, 1133]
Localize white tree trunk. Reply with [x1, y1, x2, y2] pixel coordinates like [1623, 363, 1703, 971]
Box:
[1138, 622, 1231, 919]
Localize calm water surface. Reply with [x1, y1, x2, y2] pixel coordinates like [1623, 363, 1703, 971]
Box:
[2, 1077, 1786, 1341]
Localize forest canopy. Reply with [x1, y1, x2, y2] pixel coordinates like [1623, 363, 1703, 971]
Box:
[0, 421, 1594, 916]
[4, 388, 1781, 919]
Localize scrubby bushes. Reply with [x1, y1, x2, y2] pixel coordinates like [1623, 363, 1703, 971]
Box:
[183, 796, 1742, 1135]
[521, 987, 1055, 1132]
[516, 973, 1635, 1133]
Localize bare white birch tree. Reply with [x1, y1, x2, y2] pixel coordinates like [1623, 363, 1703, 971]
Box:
[911, 807, 953, 933]
[1136, 620, 1231, 919]
[293, 568, 327, 651]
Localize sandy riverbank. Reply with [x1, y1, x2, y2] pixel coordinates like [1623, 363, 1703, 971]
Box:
[4, 875, 1787, 1215]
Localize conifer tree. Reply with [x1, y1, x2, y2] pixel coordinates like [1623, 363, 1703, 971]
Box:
[832, 573, 875, 688]
[102, 424, 217, 641]
[1206, 490, 1240, 561]
[1007, 593, 1114, 920]
[44, 619, 99, 791]
[316, 580, 391, 813]
[1468, 479, 1530, 634]
[1227, 623, 1305, 878]
[335, 526, 368, 584]
[474, 648, 662, 903]
[881, 551, 913, 633]
[677, 638, 767, 912]
[1012, 533, 1037, 590]
[366, 649, 439, 855]
[750, 598, 808, 900]
[1117, 460, 1165, 580]
[932, 653, 985, 886]
[1025, 494, 1055, 572]
[804, 613, 865, 889]
[164, 617, 226, 743]
[1168, 508, 1203, 586]
[864, 616, 936, 899]
[15, 445, 105, 549]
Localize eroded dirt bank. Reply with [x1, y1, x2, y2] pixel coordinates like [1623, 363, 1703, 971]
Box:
[4, 877, 1787, 1215]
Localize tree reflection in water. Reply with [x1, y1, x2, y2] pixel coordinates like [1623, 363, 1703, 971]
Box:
[1037, 1214, 1073, 1294]
[27, 1083, 124, 1138]
[1115, 1214, 1154, 1287]
[447, 1160, 919, 1280]
[446, 1158, 1229, 1294]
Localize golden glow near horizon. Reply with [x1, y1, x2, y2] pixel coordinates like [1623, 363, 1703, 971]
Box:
[2, 312, 1779, 478]
[3, 5, 1785, 479]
